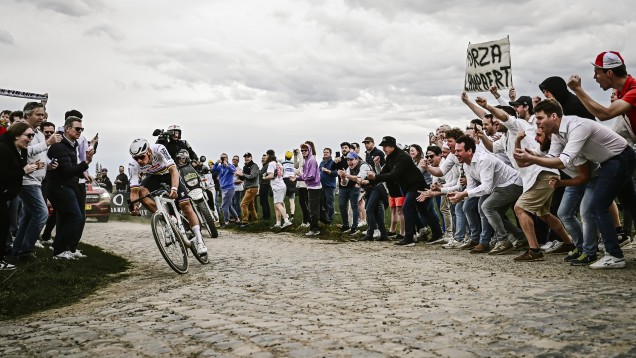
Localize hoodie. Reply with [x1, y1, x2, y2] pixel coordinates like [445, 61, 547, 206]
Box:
[539, 76, 594, 120]
[212, 162, 236, 190]
[0, 132, 27, 200]
[296, 145, 321, 189]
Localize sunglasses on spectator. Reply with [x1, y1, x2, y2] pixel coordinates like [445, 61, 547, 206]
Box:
[44, 131, 54, 135]
[23, 133, 35, 139]
[301, 149, 308, 152]
[425, 155, 435, 159]
[74, 127, 84, 132]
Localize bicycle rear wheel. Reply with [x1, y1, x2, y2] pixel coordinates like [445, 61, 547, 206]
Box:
[151, 212, 189, 274]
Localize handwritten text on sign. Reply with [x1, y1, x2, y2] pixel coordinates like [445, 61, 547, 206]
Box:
[464, 37, 512, 92]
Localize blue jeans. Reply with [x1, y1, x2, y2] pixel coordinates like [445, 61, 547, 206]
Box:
[321, 187, 336, 223]
[365, 186, 387, 237]
[232, 190, 243, 219]
[453, 200, 467, 242]
[580, 179, 599, 256]
[48, 185, 83, 255]
[221, 188, 239, 223]
[462, 196, 482, 243]
[591, 147, 636, 258]
[558, 184, 586, 249]
[338, 187, 360, 229]
[13, 185, 48, 255]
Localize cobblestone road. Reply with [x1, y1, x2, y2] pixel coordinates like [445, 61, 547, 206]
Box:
[2, 221, 636, 357]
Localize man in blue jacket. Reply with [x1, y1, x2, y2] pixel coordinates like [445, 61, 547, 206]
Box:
[319, 148, 338, 224]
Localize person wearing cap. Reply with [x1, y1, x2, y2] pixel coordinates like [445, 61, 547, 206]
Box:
[514, 98, 636, 269]
[281, 151, 297, 221]
[337, 151, 366, 237]
[236, 152, 260, 226]
[362, 136, 385, 168]
[368, 136, 442, 246]
[567, 51, 636, 130]
[292, 141, 322, 236]
[319, 147, 338, 224]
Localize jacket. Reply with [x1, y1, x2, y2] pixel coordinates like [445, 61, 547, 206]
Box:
[46, 136, 89, 188]
[373, 148, 427, 194]
[239, 161, 260, 189]
[0, 133, 27, 200]
[296, 146, 321, 188]
[539, 77, 595, 120]
[319, 157, 337, 188]
[23, 127, 49, 185]
[212, 162, 236, 190]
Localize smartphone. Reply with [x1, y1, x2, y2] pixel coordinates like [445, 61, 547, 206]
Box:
[336, 151, 341, 158]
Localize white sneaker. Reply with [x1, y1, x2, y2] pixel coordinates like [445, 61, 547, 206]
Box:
[70, 250, 87, 259]
[271, 224, 282, 229]
[196, 241, 208, 255]
[373, 229, 381, 239]
[305, 230, 320, 236]
[35, 241, 45, 249]
[588, 254, 626, 269]
[540, 240, 556, 251]
[300, 223, 310, 228]
[544, 241, 564, 254]
[281, 221, 293, 229]
[442, 240, 464, 249]
[0, 261, 16, 270]
[54, 251, 76, 260]
[358, 220, 367, 228]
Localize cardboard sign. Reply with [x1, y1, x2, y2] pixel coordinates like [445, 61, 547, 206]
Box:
[464, 37, 512, 92]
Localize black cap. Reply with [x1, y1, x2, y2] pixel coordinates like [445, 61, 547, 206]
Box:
[378, 136, 397, 147]
[362, 136, 374, 143]
[509, 96, 533, 111]
[266, 149, 275, 156]
[243, 152, 252, 158]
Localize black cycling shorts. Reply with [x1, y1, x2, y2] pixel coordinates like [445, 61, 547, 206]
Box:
[140, 173, 190, 203]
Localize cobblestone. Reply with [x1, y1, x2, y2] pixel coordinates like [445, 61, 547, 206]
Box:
[1, 221, 636, 356]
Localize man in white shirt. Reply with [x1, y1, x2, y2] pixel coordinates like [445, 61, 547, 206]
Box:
[447, 136, 525, 255]
[515, 99, 636, 269]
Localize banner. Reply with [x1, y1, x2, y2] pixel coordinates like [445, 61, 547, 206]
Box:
[0, 88, 48, 101]
[464, 37, 512, 92]
[110, 192, 152, 217]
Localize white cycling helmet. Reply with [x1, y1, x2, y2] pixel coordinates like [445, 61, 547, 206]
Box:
[129, 138, 149, 156]
[167, 124, 181, 132]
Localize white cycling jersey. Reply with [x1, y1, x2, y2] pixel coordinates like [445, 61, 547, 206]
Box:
[129, 144, 175, 187]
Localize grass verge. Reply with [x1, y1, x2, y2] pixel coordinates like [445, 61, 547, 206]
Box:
[0, 242, 130, 321]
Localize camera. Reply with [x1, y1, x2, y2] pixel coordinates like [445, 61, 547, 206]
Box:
[152, 128, 174, 144]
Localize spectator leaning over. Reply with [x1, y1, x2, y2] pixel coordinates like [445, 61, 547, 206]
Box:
[421, 145, 454, 242]
[293, 141, 322, 236]
[231, 155, 244, 220]
[258, 153, 272, 221]
[514, 99, 636, 269]
[446, 136, 527, 258]
[46, 117, 94, 260]
[368, 136, 442, 246]
[12, 102, 61, 259]
[333, 142, 352, 229]
[236, 152, 259, 227]
[115, 165, 130, 192]
[281, 151, 297, 221]
[212, 153, 239, 226]
[319, 148, 337, 224]
[0, 123, 40, 269]
[477, 97, 575, 258]
[263, 153, 292, 230]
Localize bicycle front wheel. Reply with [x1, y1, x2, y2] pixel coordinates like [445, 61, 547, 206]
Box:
[151, 212, 189, 274]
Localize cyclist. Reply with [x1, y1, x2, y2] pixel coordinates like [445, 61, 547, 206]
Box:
[160, 124, 198, 161]
[128, 138, 207, 255]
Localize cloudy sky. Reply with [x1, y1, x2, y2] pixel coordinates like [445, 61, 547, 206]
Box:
[1, 0, 634, 173]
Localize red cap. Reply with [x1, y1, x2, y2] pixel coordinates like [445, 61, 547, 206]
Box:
[593, 51, 625, 69]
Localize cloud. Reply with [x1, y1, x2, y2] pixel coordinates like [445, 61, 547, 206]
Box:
[16, 0, 104, 17]
[84, 24, 125, 42]
[0, 30, 15, 45]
